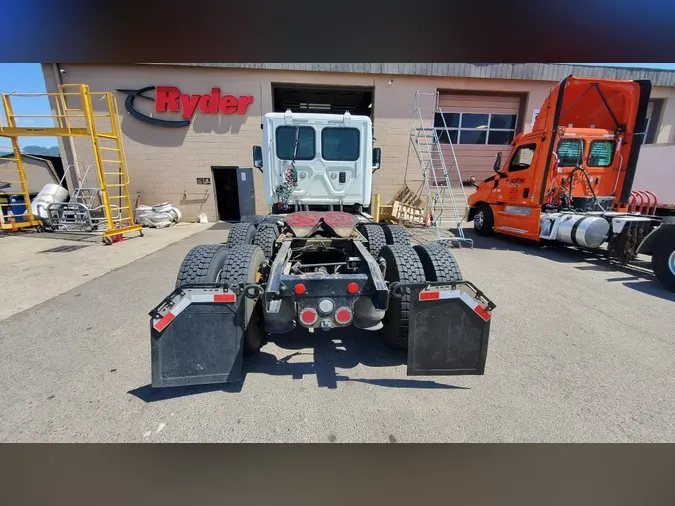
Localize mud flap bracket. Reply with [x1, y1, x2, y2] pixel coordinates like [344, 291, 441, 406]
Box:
[150, 284, 244, 388]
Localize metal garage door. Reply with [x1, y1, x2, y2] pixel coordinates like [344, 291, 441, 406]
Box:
[435, 93, 522, 184]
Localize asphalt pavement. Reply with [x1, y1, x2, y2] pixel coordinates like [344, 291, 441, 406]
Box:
[1, 224, 674, 442]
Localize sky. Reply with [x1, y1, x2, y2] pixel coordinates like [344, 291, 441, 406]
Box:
[1, 62, 675, 149]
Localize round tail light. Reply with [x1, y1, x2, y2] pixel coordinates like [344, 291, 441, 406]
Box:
[335, 307, 353, 325]
[300, 308, 318, 326]
[347, 282, 359, 294]
[294, 283, 306, 295]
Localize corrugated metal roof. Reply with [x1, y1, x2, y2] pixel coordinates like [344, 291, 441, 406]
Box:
[152, 63, 675, 87]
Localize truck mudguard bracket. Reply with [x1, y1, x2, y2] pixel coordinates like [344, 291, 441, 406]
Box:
[150, 285, 245, 388]
[392, 281, 495, 376]
[353, 240, 389, 309]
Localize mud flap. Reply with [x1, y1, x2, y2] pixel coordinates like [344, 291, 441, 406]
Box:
[405, 282, 494, 376]
[150, 285, 244, 388]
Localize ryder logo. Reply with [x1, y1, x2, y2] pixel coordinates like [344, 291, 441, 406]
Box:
[117, 86, 255, 128]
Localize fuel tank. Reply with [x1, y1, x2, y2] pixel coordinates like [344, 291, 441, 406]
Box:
[555, 214, 610, 249]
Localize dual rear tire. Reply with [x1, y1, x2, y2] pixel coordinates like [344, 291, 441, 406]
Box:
[175, 243, 266, 353]
[378, 243, 463, 349]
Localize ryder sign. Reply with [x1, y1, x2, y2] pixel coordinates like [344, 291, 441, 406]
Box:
[117, 85, 255, 128]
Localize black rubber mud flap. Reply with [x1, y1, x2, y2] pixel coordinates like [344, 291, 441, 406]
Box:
[404, 282, 495, 376]
[150, 285, 244, 388]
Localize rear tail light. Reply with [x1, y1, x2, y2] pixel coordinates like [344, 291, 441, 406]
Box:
[299, 308, 318, 325]
[347, 282, 359, 294]
[335, 307, 353, 325]
[294, 283, 306, 295]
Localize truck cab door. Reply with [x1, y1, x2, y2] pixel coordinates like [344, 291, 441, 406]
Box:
[491, 142, 541, 240]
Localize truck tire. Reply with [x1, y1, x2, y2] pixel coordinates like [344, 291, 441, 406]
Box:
[226, 222, 256, 248]
[253, 223, 280, 259]
[414, 244, 463, 282]
[219, 244, 267, 353]
[651, 234, 675, 292]
[359, 223, 387, 258]
[175, 244, 230, 288]
[473, 203, 494, 237]
[382, 224, 410, 245]
[378, 245, 426, 349]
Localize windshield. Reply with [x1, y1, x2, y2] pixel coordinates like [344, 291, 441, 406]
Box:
[557, 139, 584, 167]
[276, 126, 316, 160]
[588, 140, 616, 167]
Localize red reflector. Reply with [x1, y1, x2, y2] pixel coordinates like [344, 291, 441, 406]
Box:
[214, 293, 236, 303]
[154, 312, 175, 332]
[294, 283, 306, 295]
[300, 308, 317, 325]
[347, 282, 359, 294]
[335, 308, 352, 324]
[474, 305, 491, 321]
[419, 291, 441, 301]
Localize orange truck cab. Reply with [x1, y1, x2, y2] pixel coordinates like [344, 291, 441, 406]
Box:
[465, 75, 675, 292]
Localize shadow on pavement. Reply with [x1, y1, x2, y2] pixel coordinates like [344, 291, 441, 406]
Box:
[128, 327, 468, 402]
[469, 230, 675, 300]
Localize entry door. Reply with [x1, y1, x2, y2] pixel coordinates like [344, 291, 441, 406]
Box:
[236, 168, 256, 217]
[492, 143, 541, 240]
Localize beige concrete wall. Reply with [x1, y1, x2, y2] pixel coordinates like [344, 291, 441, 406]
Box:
[41, 64, 675, 221]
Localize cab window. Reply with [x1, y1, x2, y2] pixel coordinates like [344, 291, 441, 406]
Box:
[276, 126, 316, 161]
[321, 127, 360, 161]
[508, 144, 536, 172]
[588, 140, 616, 167]
[557, 139, 584, 167]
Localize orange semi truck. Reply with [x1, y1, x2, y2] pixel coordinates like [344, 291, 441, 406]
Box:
[465, 75, 675, 292]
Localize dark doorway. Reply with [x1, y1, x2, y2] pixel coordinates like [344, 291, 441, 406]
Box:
[212, 167, 241, 221]
[272, 84, 374, 118]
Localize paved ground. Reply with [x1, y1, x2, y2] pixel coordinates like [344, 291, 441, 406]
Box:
[0, 223, 210, 320]
[0, 223, 674, 442]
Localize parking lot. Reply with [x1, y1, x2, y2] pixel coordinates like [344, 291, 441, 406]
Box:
[0, 224, 674, 443]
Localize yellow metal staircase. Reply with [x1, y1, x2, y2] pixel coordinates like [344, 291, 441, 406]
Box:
[0, 84, 142, 241]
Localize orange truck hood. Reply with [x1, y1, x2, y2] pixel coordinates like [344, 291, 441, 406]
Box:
[534, 75, 651, 205]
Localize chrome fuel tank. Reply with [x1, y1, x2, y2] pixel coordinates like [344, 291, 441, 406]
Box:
[555, 214, 610, 249]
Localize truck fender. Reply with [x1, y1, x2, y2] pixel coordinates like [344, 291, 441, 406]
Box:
[466, 202, 486, 222]
[638, 222, 675, 255]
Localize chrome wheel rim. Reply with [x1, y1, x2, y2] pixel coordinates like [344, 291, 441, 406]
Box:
[474, 211, 484, 229]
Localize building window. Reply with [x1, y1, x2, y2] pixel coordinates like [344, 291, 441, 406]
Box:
[321, 127, 360, 161]
[644, 99, 664, 145]
[434, 112, 517, 146]
[588, 140, 616, 167]
[275, 126, 316, 160]
[556, 139, 584, 167]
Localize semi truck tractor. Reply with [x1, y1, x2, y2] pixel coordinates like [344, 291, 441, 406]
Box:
[149, 110, 496, 388]
[465, 76, 675, 292]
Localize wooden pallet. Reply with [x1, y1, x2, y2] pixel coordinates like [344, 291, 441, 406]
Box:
[380, 200, 428, 226]
[390, 184, 422, 208]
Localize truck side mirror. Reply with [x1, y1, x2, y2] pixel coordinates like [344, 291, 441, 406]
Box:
[253, 145, 263, 172]
[372, 147, 381, 172]
[493, 152, 502, 173]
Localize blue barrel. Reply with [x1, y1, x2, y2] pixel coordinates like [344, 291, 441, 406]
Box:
[9, 194, 28, 223]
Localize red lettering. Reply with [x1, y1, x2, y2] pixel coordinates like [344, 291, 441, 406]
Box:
[180, 94, 201, 119]
[155, 86, 180, 112]
[198, 88, 221, 114]
[237, 95, 255, 114]
[219, 95, 238, 114]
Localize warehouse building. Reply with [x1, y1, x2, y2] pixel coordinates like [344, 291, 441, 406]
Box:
[41, 63, 675, 222]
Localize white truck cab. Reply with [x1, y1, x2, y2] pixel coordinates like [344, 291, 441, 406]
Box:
[253, 111, 381, 213]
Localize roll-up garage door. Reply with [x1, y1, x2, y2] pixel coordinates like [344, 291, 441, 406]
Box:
[434, 93, 522, 184]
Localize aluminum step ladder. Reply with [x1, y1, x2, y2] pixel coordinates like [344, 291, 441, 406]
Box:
[411, 90, 472, 247]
